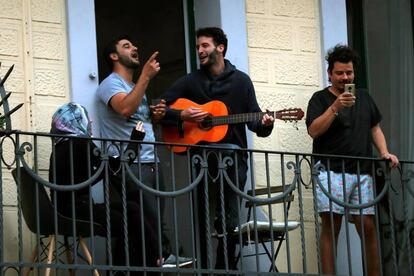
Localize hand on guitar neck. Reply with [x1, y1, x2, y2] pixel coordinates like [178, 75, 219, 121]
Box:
[261, 109, 275, 126]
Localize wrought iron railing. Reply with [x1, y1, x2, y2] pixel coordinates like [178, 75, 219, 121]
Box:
[0, 129, 413, 276]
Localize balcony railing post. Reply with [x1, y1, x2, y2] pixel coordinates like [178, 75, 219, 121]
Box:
[296, 154, 307, 273]
[401, 163, 414, 275]
[0, 140, 3, 276]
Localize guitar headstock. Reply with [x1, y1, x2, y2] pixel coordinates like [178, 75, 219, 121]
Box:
[275, 108, 304, 121]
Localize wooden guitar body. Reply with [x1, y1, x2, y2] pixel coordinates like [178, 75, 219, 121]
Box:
[162, 99, 229, 152]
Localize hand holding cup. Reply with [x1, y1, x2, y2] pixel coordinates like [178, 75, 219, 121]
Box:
[150, 99, 166, 121]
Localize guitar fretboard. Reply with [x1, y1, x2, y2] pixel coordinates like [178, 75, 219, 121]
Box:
[211, 111, 277, 126]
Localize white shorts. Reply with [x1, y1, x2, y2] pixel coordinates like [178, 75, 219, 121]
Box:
[315, 170, 375, 215]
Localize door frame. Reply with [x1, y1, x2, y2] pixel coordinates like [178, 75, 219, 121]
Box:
[65, 0, 196, 135]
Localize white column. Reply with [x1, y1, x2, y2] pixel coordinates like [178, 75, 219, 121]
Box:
[319, 0, 348, 86]
[65, 0, 100, 134]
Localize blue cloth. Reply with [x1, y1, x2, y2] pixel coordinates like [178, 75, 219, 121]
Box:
[96, 72, 156, 162]
[50, 102, 92, 144]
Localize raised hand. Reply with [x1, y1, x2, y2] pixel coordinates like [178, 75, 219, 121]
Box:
[142, 51, 160, 80]
[333, 92, 356, 110]
[135, 121, 145, 133]
[132, 120, 146, 141]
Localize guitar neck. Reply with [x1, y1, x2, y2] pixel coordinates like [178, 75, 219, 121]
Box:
[212, 112, 274, 126]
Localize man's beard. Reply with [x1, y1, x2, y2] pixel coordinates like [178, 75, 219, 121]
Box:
[330, 79, 352, 93]
[200, 49, 219, 68]
[118, 54, 140, 69]
[337, 80, 352, 93]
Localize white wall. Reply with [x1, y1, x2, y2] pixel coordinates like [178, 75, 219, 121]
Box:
[319, 0, 348, 86]
[66, 0, 100, 134]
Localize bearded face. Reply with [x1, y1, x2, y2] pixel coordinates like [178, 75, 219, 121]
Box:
[200, 48, 219, 68]
[197, 36, 223, 68]
[117, 51, 140, 69]
[328, 61, 355, 92]
[114, 39, 140, 69]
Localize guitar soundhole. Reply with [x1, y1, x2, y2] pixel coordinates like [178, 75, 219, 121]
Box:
[199, 114, 213, 130]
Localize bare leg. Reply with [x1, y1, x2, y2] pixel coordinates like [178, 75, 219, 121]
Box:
[25, 242, 38, 276]
[320, 212, 342, 275]
[79, 237, 100, 276]
[353, 215, 380, 276]
[45, 236, 56, 276]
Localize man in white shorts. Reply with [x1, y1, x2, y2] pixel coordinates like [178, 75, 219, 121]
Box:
[306, 45, 398, 276]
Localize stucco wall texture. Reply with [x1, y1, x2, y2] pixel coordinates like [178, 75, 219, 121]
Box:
[0, 0, 69, 262]
[246, 0, 323, 272]
[246, 0, 320, 153]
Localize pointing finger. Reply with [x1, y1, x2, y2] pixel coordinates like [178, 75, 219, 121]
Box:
[148, 51, 159, 61]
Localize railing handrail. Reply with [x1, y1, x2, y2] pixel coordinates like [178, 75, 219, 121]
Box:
[11, 130, 414, 163]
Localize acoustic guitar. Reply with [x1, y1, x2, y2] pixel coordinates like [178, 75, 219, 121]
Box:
[162, 98, 304, 153]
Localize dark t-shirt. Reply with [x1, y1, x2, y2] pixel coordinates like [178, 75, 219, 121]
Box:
[306, 87, 382, 173]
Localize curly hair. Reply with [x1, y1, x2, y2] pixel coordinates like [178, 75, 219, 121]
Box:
[326, 44, 360, 73]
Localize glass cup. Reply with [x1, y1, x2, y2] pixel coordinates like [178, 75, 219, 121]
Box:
[151, 99, 162, 106]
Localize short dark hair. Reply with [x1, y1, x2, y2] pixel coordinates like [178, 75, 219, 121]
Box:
[196, 27, 228, 57]
[325, 44, 359, 73]
[103, 35, 133, 69]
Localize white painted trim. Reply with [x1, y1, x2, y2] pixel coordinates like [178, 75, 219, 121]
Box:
[218, 0, 249, 74]
[215, 0, 251, 148]
[65, 0, 100, 134]
[319, 0, 348, 86]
